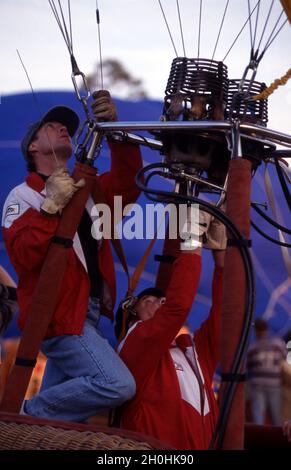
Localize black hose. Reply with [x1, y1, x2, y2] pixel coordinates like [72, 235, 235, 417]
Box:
[251, 203, 291, 235]
[251, 221, 291, 247]
[274, 157, 291, 212]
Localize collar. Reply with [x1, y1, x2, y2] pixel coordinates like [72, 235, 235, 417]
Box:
[26, 172, 46, 193]
[37, 173, 49, 182]
[171, 333, 195, 350]
[175, 333, 193, 350]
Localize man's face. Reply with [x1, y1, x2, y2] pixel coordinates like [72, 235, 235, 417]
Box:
[29, 121, 73, 160]
[135, 295, 166, 322]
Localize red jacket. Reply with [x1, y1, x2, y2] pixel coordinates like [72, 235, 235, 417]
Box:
[2, 141, 142, 338]
[118, 253, 223, 450]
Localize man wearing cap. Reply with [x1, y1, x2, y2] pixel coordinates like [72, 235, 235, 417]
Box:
[115, 216, 226, 449]
[1, 91, 141, 422]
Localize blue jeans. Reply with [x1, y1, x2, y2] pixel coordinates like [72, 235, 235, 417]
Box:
[249, 384, 282, 425]
[25, 298, 135, 422]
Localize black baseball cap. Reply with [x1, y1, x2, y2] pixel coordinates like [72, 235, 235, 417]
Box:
[136, 287, 165, 300]
[114, 287, 166, 340]
[21, 106, 80, 159]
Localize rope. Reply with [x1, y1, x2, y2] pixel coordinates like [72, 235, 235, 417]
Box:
[257, 12, 287, 63]
[197, 0, 202, 58]
[157, 0, 178, 57]
[253, 0, 261, 51]
[211, 0, 229, 61]
[176, 0, 186, 57]
[252, 68, 291, 100]
[256, 0, 275, 53]
[96, 0, 104, 89]
[223, 0, 260, 62]
[16, 49, 60, 168]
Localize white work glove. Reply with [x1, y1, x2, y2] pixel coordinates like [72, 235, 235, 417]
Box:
[204, 216, 227, 250]
[41, 167, 85, 215]
[180, 206, 213, 251]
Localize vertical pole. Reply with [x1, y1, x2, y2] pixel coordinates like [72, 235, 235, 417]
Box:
[220, 136, 252, 448]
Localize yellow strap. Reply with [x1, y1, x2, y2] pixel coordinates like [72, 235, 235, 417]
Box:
[117, 235, 158, 342]
[252, 68, 291, 101]
[128, 234, 158, 296]
[281, 0, 291, 23]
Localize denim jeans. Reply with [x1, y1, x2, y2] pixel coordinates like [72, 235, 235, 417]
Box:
[25, 297, 135, 422]
[249, 384, 282, 425]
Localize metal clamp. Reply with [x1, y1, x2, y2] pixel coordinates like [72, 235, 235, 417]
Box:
[71, 55, 92, 125]
[231, 119, 243, 159]
[75, 121, 104, 164]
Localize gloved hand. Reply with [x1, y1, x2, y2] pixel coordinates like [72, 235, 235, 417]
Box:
[41, 167, 85, 215]
[198, 210, 214, 237]
[204, 216, 227, 250]
[91, 90, 118, 122]
[180, 207, 213, 251]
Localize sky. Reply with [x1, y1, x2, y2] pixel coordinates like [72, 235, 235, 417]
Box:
[0, 0, 291, 136]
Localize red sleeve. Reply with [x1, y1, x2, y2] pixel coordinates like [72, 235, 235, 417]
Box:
[119, 253, 202, 388]
[194, 266, 223, 376]
[3, 208, 59, 272]
[93, 141, 143, 212]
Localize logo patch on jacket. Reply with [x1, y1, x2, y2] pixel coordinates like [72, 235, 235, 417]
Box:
[5, 204, 20, 217]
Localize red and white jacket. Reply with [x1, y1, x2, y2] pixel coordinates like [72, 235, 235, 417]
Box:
[1, 141, 142, 338]
[118, 253, 223, 450]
